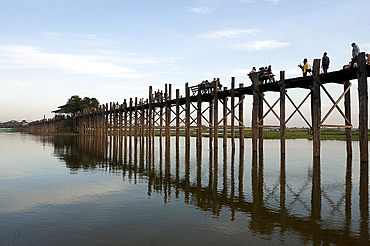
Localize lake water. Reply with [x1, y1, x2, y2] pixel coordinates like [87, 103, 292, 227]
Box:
[0, 132, 369, 245]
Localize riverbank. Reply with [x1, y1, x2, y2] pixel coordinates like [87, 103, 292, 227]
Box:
[20, 128, 367, 141]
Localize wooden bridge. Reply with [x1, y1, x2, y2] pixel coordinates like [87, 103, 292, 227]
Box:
[25, 53, 370, 161]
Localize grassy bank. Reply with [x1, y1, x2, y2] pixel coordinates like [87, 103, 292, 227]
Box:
[159, 129, 366, 141]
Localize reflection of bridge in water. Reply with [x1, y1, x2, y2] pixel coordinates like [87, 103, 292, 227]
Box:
[42, 134, 369, 245]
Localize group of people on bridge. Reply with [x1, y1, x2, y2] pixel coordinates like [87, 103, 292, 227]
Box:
[249, 42, 370, 83]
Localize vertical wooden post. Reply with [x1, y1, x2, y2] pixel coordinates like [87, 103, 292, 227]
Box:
[344, 80, 352, 156]
[197, 84, 202, 146]
[109, 102, 113, 136]
[176, 89, 180, 146]
[165, 84, 170, 146]
[214, 80, 219, 148]
[251, 73, 260, 152]
[124, 99, 127, 142]
[258, 92, 263, 150]
[357, 53, 368, 162]
[119, 103, 123, 137]
[129, 98, 132, 139]
[223, 91, 228, 147]
[280, 71, 286, 155]
[209, 101, 213, 149]
[231, 77, 235, 149]
[185, 82, 190, 146]
[134, 97, 138, 141]
[148, 87, 153, 162]
[105, 103, 109, 136]
[239, 83, 244, 148]
[311, 59, 321, 158]
[168, 84, 172, 139]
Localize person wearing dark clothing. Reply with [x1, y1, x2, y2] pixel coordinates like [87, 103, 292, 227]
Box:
[322, 52, 330, 74]
[350, 43, 360, 68]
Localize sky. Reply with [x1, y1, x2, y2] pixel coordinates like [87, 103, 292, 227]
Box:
[0, 0, 369, 127]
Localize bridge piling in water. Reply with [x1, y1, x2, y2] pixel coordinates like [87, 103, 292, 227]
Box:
[24, 56, 370, 161]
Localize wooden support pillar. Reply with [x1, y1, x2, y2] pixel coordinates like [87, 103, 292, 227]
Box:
[357, 52, 368, 162]
[197, 84, 202, 146]
[251, 73, 260, 152]
[176, 89, 180, 146]
[124, 99, 127, 140]
[311, 59, 321, 158]
[344, 80, 352, 156]
[231, 77, 235, 149]
[185, 82, 190, 146]
[119, 104, 123, 137]
[209, 101, 213, 149]
[165, 84, 170, 146]
[258, 92, 263, 150]
[148, 86, 153, 161]
[239, 83, 244, 148]
[214, 80, 219, 148]
[168, 84, 172, 140]
[109, 102, 113, 136]
[223, 90, 228, 147]
[279, 71, 286, 155]
[105, 103, 109, 136]
[129, 98, 133, 139]
[134, 97, 138, 141]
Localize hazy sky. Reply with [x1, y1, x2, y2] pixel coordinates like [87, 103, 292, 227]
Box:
[0, 0, 369, 127]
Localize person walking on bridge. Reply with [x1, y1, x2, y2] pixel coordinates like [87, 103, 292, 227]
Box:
[298, 58, 310, 77]
[322, 52, 330, 73]
[350, 42, 360, 68]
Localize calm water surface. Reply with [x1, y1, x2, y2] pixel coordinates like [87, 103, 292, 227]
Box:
[0, 132, 369, 245]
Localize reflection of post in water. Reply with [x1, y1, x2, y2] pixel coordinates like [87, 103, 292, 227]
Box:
[238, 147, 244, 202]
[280, 154, 286, 236]
[112, 135, 118, 165]
[359, 160, 369, 245]
[258, 148, 264, 208]
[159, 136, 163, 193]
[164, 134, 171, 204]
[208, 142, 213, 190]
[222, 145, 228, 198]
[311, 157, 321, 245]
[230, 147, 236, 221]
[251, 151, 260, 229]
[134, 133, 138, 184]
[175, 141, 180, 199]
[119, 133, 123, 166]
[213, 144, 219, 216]
[345, 155, 352, 235]
[185, 138, 190, 203]
[196, 144, 202, 205]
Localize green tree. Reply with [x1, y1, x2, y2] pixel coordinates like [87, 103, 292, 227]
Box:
[63, 95, 99, 113]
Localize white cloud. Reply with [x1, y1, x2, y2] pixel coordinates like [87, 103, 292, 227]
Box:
[234, 40, 290, 51]
[0, 45, 145, 79]
[202, 28, 261, 38]
[188, 0, 219, 14]
[0, 79, 30, 86]
[188, 6, 211, 14]
[266, 0, 281, 3]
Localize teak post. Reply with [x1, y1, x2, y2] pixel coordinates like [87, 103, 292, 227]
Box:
[279, 71, 286, 155]
[231, 77, 235, 150]
[311, 59, 321, 158]
[213, 80, 219, 148]
[251, 73, 260, 152]
[357, 52, 368, 162]
[239, 83, 244, 148]
[344, 80, 352, 156]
